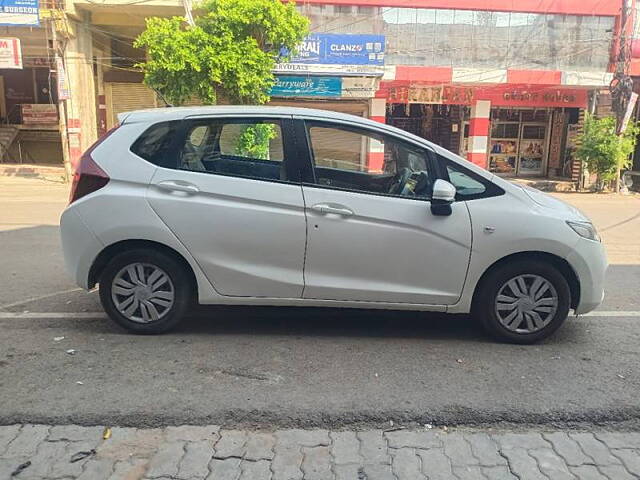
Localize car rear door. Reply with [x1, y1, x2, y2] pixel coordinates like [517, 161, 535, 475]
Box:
[296, 117, 472, 305]
[145, 115, 307, 298]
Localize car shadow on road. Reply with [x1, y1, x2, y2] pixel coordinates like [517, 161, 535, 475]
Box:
[107, 304, 580, 345]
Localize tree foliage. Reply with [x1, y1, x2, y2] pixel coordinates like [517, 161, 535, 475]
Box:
[575, 114, 639, 188]
[134, 0, 309, 106]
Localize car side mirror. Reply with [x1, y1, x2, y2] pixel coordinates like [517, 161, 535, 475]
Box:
[431, 179, 456, 216]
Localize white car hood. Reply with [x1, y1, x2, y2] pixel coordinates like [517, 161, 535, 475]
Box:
[517, 184, 589, 222]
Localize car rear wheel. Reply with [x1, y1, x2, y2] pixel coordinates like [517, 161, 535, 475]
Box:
[99, 249, 193, 334]
[474, 260, 571, 344]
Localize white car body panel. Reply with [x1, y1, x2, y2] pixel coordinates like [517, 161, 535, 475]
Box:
[147, 167, 307, 298]
[60, 106, 607, 317]
[301, 186, 472, 304]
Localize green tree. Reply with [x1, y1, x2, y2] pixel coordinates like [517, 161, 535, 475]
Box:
[575, 114, 639, 191]
[134, 0, 309, 106]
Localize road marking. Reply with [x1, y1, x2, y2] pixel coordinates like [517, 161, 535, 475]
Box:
[0, 311, 638, 320]
[581, 311, 640, 317]
[0, 312, 105, 319]
[0, 287, 84, 309]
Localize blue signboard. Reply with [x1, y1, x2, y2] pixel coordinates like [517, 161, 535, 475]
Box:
[271, 76, 342, 97]
[0, 0, 39, 26]
[283, 34, 385, 66]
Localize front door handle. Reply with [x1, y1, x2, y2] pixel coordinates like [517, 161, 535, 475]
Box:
[310, 203, 354, 216]
[155, 180, 200, 194]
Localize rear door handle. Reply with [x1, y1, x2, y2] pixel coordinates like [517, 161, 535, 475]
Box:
[310, 203, 354, 217]
[155, 180, 200, 194]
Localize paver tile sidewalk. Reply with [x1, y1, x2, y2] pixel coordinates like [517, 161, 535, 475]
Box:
[1, 424, 639, 479]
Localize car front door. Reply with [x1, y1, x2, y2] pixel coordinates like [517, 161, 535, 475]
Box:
[297, 119, 472, 305]
[146, 116, 307, 298]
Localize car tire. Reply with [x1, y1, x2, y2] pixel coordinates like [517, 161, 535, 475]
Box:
[99, 249, 193, 334]
[473, 260, 571, 344]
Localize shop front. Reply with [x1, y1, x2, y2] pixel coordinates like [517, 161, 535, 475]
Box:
[381, 83, 589, 179]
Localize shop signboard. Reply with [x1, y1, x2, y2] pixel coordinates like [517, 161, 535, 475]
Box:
[271, 76, 342, 97]
[21, 104, 58, 125]
[275, 34, 385, 76]
[0, 0, 39, 26]
[341, 77, 378, 98]
[0, 38, 22, 69]
[385, 84, 588, 108]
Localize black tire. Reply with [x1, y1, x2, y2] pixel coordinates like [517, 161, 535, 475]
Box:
[99, 249, 193, 334]
[473, 260, 571, 344]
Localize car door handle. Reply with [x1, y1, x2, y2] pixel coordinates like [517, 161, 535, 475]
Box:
[310, 203, 354, 216]
[155, 181, 200, 194]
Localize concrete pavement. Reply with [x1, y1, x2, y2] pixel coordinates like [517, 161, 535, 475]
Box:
[2, 424, 640, 479]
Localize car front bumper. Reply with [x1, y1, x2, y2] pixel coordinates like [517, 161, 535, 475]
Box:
[566, 237, 608, 315]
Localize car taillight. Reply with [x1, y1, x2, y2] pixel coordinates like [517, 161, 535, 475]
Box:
[68, 126, 119, 205]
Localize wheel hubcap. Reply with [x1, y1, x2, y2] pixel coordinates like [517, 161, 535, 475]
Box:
[495, 274, 558, 334]
[111, 262, 175, 323]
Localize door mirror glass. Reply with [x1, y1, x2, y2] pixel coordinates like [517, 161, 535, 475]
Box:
[432, 179, 456, 203]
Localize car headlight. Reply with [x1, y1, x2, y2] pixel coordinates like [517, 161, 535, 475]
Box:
[567, 221, 601, 242]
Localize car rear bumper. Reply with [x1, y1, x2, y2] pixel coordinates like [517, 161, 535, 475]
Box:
[60, 207, 103, 289]
[566, 238, 608, 315]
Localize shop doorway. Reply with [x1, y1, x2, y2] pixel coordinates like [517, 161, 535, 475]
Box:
[387, 103, 464, 154]
[488, 110, 550, 177]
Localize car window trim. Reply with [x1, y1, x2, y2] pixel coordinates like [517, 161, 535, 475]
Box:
[168, 115, 301, 185]
[295, 118, 440, 203]
[441, 156, 505, 201]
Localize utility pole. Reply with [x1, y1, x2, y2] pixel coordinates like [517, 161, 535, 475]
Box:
[50, 16, 73, 182]
[610, 0, 634, 191]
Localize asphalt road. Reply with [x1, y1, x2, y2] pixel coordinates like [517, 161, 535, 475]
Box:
[0, 176, 639, 430]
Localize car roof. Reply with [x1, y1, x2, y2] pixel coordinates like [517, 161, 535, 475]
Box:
[118, 105, 371, 125]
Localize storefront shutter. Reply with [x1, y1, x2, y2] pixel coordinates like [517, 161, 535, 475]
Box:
[105, 83, 158, 128]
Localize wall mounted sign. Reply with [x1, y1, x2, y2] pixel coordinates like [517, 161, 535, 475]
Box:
[385, 84, 588, 108]
[271, 76, 342, 97]
[276, 34, 385, 76]
[0, 0, 39, 26]
[21, 104, 58, 124]
[0, 38, 22, 69]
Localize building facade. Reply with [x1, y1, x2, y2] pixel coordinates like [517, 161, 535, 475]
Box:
[0, 0, 626, 183]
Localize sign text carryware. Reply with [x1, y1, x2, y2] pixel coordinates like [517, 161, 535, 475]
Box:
[0, 0, 38, 26]
[275, 34, 385, 76]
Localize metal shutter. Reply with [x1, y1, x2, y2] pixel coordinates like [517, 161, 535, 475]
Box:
[106, 83, 158, 128]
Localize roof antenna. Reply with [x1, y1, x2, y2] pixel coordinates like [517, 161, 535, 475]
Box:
[153, 87, 174, 108]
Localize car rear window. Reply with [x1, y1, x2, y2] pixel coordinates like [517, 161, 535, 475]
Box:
[130, 121, 180, 168]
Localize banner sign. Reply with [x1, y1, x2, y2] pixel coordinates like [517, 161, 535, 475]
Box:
[619, 92, 638, 134]
[21, 104, 58, 125]
[0, 0, 39, 26]
[0, 37, 21, 69]
[56, 57, 70, 100]
[271, 76, 342, 97]
[276, 34, 385, 77]
[286, 34, 384, 65]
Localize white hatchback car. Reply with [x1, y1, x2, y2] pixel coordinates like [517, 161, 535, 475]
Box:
[60, 106, 607, 343]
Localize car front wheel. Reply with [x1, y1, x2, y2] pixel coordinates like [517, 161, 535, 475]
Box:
[99, 249, 193, 334]
[474, 260, 571, 344]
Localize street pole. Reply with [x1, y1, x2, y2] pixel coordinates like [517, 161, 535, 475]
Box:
[609, 0, 634, 192]
[50, 17, 73, 183]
